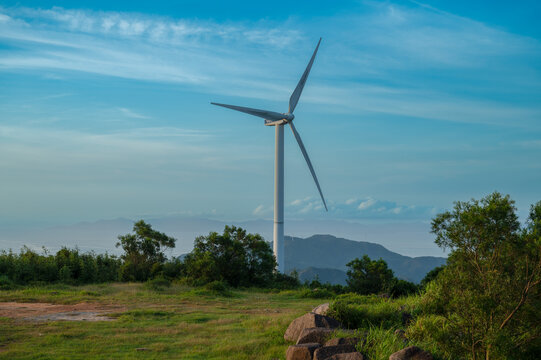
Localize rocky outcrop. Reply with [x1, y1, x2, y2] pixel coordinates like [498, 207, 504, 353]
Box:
[312, 303, 330, 315]
[389, 346, 433, 360]
[326, 353, 364, 360]
[313, 344, 357, 360]
[286, 343, 321, 360]
[296, 328, 336, 345]
[325, 337, 362, 347]
[284, 312, 342, 342]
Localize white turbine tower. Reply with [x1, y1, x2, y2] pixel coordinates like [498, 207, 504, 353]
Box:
[211, 38, 327, 273]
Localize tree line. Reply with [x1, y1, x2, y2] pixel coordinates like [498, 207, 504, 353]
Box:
[0, 220, 423, 295]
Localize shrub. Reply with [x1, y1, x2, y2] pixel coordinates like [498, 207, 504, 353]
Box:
[145, 277, 172, 291]
[270, 272, 300, 290]
[0, 274, 16, 290]
[299, 287, 335, 299]
[184, 226, 276, 287]
[389, 279, 418, 298]
[328, 294, 402, 329]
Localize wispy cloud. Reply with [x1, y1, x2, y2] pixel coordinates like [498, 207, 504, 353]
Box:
[286, 196, 438, 220]
[117, 107, 150, 119]
[0, 3, 540, 127]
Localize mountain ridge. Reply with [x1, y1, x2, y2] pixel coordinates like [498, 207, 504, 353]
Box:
[285, 234, 445, 283]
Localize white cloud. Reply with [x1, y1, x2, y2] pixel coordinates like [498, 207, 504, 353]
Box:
[358, 198, 376, 210]
[281, 196, 438, 220]
[253, 205, 265, 215]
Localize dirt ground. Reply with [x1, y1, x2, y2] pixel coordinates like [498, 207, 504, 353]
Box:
[0, 302, 125, 321]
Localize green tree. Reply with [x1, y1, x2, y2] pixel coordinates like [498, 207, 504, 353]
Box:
[116, 220, 176, 281]
[427, 192, 541, 360]
[184, 226, 276, 287]
[346, 255, 394, 295]
[389, 278, 418, 298]
[419, 265, 445, 289]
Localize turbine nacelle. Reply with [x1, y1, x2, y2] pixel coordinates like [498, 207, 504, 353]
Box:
[264, 113, 294, 126]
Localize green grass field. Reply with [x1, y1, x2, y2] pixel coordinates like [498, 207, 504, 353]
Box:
[0, 283, 330, 359]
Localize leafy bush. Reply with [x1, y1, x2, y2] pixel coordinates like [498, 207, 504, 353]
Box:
[346, 255, 394, 295]
[0, 274, 16, 290]
[328, 294, 402, 329]
[389, 279, 418, 298]
[270, 272, 300, 289]
[0, 247, 120, 285]
[145, 277, 172, 291]
[299, 287, 335, 299]
[184, 226, 276, 287]
[406, 314, 454, 358]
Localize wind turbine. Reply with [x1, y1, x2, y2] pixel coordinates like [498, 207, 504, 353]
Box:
[211, 38, 327, 273]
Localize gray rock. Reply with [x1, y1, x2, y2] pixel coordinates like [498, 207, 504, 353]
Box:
[325, 337, 361, 347]
[284, 312, 342, 342]
[312, 303, 330, 315]
[326, 352, 364, 360]
[286, 343, 321, 360]
[296, 327, 335, 345]
[389, 346, 434, 360]
[313, 345, 356, 360]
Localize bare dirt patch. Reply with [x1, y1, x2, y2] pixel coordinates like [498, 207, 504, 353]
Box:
[0, 302, 126, 322]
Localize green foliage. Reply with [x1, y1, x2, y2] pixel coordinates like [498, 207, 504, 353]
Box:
[58, 265, 72, 283]
[0, 274, 16, 290]
[0, 247, 120, 285]
[116, 220, 176, 282]
[346, 255, 395, 295]
[389, 279, 419, 298]
[407, 314, 455, 359]
[145, 277, 172, 291]
[419, 265, 445, 289]
[356, 326, 408, 360]
[328, 293, 404, 329]
[426, 192, 541, 359]
[269, 271, 301, 289]
[298, 287, 335, 299]
[184, 226, 277, 287]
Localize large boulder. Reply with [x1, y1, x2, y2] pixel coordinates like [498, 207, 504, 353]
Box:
[389, 346, 433, 360]
[296, 328, 335, 345]
[284, 313, 342, 342]
[313, 345, 357, 360]
[312, 303, 330, 315]
[326, 353, 364, 360]
[325, 337, 362, 347]
[286, 343, 321, 360]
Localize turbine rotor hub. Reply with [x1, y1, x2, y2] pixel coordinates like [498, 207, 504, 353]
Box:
[283, 113, 294, 122]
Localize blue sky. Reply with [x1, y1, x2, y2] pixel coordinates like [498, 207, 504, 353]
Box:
[1, 0, 540, 233]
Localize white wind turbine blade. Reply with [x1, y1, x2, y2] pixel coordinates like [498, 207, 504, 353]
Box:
[288, 38, 322, 114]
[211, 102, 285, 121]
[288, 121, 328, 211]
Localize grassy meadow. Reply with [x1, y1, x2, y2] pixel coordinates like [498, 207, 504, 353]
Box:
[0, 282, 332, 359]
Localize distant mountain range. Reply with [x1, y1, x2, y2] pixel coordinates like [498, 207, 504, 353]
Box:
[285, 235, 446, 284]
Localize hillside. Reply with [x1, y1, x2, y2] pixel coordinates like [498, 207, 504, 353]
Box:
[285, 235, 446, 283]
